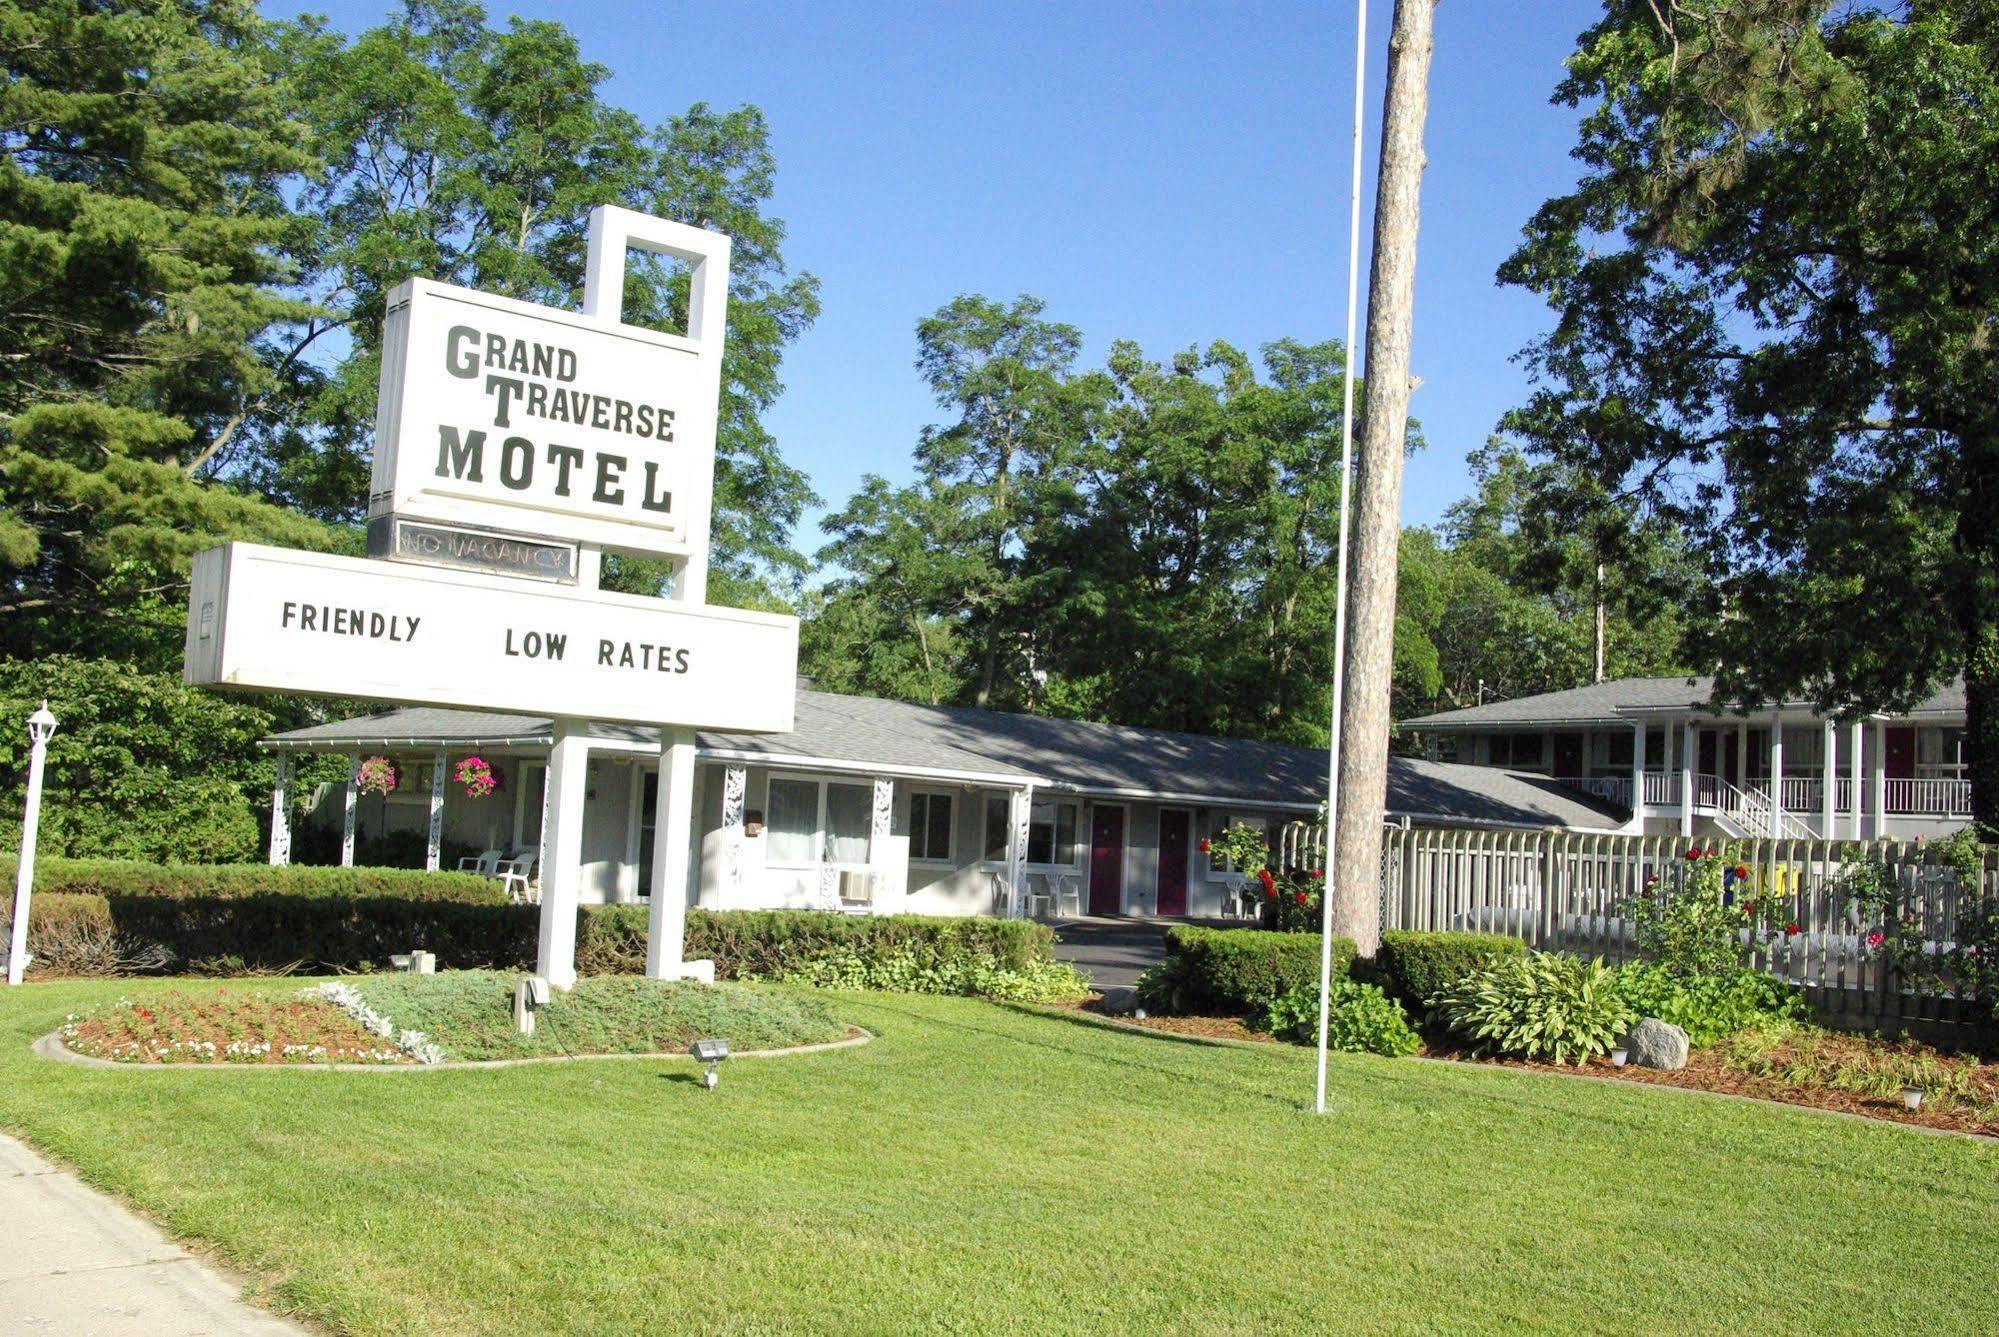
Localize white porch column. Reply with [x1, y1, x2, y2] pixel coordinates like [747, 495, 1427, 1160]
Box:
[1849, 720, 1865, 840]
[644, 727, 702, 980]
[1870, 718, 1887, 839]
[535, 718, 590, 989]
[1679, 720, 1695, 837]
[720, 764, 747, 902]
[426, 750, 447, 872]
[340, 756, 360, 867]
[268, 753, 292, 867]
[1819, 720, 1835, 838]
[1769, 709, 1785, 830]
[1736, 718, 1750, 790]
[868, 777, 896, 910]
[1628, 721, 1646, 833]
[1005, 787, 1033, 918]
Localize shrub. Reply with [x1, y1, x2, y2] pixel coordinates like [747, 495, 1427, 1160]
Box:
[1253, 869, 1327, 932]
[1611, 961, 1805, 1047]
[1134, 952, 1198, 1014]
[1435, 952, 1635, 1065]
[0, 856, 506, 904]
[1630, 841, 1784, 978]
[575, 907, 1060, 982]
[1374, 930, 1527, 1012]
[1259, 976, 1421, 1057]
[1160, 926, 1355, 1016]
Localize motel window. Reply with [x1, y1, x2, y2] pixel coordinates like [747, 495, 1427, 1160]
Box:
[908, 792, 954, 863]
[982, 797, 1080, 866]
[1207, 812, 1270, 874]
[1645, 729, 1666, 768]
[1431, 734, 1460, 763]
[765, 778, 819, 865]
[766, 777, 874, 867]
[1487, 733, 1544, 769]
[1593, 732, 1634, 769]
[1918, 727, 1966, 779]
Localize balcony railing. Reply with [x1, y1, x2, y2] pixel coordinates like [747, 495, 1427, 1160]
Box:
[1554, 771, 1973, 819]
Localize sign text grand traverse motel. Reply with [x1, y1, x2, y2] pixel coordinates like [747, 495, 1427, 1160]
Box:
[184, 206, 799, 987]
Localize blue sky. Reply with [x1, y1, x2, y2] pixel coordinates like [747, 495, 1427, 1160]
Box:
[272, 0, 1605, 548]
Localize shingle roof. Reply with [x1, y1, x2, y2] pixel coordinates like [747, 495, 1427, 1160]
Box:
[266, 690, 1625, 829]
[1404, 675, 1967, 729]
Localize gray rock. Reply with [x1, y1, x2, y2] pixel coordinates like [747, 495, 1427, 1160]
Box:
[1623, 1017, 1689, 1070]
[1097, 984, 1138, 1015]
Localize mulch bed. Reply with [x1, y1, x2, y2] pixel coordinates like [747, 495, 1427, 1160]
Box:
[1420, 1032, 1999, 1138]
[1067, 996, 1273, 1044]
[62, 990, 412, 1065]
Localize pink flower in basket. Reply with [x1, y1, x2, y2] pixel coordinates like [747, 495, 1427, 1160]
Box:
[455, 755, 498, 799]
[356, 756, 397, 796]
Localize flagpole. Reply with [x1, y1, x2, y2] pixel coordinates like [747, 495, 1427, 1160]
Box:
[1317, 0, 1368, 1116]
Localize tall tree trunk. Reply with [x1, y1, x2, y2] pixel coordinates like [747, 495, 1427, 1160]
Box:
[1959, 439, 1999, 837]
[1331, 0, 1436, 959]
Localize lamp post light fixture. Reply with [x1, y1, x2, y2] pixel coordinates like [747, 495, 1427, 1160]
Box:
[692, 1037, 729, 1090]
[7, 701, 58, 987]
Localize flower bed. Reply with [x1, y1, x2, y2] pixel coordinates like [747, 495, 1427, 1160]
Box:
[61, 989, 414, 1064]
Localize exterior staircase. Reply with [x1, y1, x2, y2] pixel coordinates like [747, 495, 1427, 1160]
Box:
[1698, 775, 1815, 840]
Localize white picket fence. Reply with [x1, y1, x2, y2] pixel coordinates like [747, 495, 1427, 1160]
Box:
[1277, 821, 1996, 1031]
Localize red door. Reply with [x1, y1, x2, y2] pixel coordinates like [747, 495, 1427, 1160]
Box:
[1885, 727, 1916, 780]
[1698, 730, 1718, 777]
[1156, 809, 1190, 916]
[1088, 806, 1124, 916]
[1552, 733, 1582, 776]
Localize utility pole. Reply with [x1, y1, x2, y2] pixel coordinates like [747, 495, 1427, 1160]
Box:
[1330, 0, 1436, 960]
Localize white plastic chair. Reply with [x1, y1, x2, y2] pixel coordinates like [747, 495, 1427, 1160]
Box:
[497, 849, 539, 905]
[457, 849, 502, 877]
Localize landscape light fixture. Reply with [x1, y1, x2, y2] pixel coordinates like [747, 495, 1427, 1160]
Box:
[692, 1037, 729, 1090]
[1610, 1047, 1629, 1068]
[1901, 1085, 1924, 1112]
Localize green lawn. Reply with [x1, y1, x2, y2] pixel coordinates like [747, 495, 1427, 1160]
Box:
[4, 978, 1996, 1335]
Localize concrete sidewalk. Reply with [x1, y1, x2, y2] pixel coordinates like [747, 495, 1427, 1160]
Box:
[0, 1133, 305, 1336]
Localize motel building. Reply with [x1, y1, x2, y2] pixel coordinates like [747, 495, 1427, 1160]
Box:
[264, 684, 1623, 919]
[1403, 675, 1972, 841]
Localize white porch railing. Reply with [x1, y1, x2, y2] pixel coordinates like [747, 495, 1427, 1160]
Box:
[1550, 775, 1632, 808]
[1581, 770, 1975, 821]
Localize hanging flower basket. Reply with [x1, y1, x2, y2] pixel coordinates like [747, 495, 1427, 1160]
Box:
[455, 755, 498, 799]
[356, 756, 398, 796]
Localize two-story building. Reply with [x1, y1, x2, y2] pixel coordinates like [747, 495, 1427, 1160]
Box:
[1402, 675, 1971, 840]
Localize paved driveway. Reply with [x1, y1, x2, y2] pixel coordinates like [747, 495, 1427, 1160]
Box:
[1049, 917, 1176, 989]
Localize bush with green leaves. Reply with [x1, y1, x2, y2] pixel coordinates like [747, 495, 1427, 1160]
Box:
[1610, 961, 1805, 1047]
[1373, 930, 1527, 1012]
[752, 945, 1090, 1003]
[1630, 843, 1784, 978]
[1157, 926, 1355, 1016]
[1258, 976, 1420, 1057]
[1435, 952, 1635, 1065]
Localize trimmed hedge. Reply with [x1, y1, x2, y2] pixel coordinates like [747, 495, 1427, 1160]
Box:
[0, 855, 506, 905]
[5, 883, 1058, 982]
[577, 906, 1057, 979]
[1163, 926, 1355, 1016]
[1371, 930, 1527, 1012]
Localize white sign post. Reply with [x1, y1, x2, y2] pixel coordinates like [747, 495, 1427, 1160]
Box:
[6, 702, 57, 987]
[185, 206, 793, 988]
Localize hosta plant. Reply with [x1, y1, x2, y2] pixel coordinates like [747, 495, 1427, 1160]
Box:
[1436, 951, 1635, 1066]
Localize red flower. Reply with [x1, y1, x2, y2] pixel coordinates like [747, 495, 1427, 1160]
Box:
[1685, 847, 1703, 862]
[1784, 923, 1801, 936]
[1309, 868, 1325, 880]
[1265, 884, 1279, 899]
[1733, 865, 1750, 881]
[1293, 890, 1308, 905]
[1257, 868, 1275, 889]
[1866, 931, 1885, 949]
[1198, 839, 1211, 854]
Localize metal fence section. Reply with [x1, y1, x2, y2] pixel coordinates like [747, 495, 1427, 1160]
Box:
[1278, 821, 1995, 1032]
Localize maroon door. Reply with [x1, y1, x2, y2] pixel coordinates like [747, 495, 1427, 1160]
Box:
[1552, 733, 1582, 775]
[1698, 730, 1718, 777]
[1721, 733, 1740, 786]
[1156, 809, 1190, 916]
[1088, 806, 1125, 916]
[1885, 727, 1916, 780]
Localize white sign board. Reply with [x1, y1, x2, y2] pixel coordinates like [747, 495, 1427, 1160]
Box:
[184, 543, 797, 732]
[368, 211, 729, 564]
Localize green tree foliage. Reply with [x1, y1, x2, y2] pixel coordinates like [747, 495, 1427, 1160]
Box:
[1500, 1, 1999, 828]
[0, 656, 276, 862]
[0, 0, 339, 664]
[231, 0, 821, 603]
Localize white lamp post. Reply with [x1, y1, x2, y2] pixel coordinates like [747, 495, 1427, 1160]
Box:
[7, 701, 58, 986]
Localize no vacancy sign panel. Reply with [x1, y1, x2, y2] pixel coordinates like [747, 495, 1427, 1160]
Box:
[184, 543, 797, 731]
